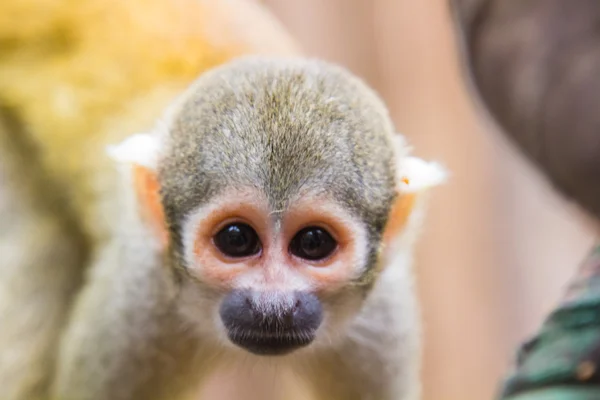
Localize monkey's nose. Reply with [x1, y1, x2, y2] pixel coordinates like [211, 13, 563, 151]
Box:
[219, 289, 323, 356]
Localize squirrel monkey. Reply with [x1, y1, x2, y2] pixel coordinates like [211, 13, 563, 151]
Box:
[47, 57, 446, 400]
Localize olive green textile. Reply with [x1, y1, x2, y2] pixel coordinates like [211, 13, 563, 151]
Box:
[500, 245, 600, 399]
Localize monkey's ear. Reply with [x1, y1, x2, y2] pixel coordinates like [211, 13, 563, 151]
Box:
[390, 134, 447, 194]
[396, 156, 448, 194]
[383, 134, 447, 243]
[107, 133, 168, 247]
[106, 133, 162, 170]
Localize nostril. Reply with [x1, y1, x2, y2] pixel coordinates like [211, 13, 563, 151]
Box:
[282, 310, 294, 327]
[245, 296, 261, 318]
[292, 298, 301, 317]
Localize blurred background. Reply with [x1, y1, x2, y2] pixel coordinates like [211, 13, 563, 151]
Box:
[258, 0, 597, 399]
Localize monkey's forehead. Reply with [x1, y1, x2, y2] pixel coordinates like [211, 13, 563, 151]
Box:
[171, 56, 395, 143]
[157, 57, 398, 226]
[164, 56, 399, 184]
[158, 134, 397, 231]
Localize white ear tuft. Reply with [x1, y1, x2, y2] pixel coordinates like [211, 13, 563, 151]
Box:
[391, 133, 448, 193]
[106, 133, 161, 169]
[398, 157, 448, 193]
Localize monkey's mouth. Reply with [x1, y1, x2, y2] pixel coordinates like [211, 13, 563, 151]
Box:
[219, 289, 323, 356]
[226, 329, 316, 356]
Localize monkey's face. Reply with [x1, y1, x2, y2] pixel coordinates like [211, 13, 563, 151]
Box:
[109, 57, 445, 357]
[175, 188, 374, 356]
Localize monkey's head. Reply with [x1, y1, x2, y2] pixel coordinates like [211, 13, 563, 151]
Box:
[109, 57, 445, 357]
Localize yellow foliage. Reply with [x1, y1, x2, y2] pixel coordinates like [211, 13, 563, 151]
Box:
[0, 0, 299, 238]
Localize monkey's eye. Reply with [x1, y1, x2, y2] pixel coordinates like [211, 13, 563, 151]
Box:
[289, 227, 337, 261]
[214, 223, 261, 258]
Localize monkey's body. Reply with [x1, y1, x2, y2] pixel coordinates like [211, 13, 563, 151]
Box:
[0, 3, 444, 399]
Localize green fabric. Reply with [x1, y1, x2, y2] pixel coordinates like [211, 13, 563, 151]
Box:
[498, 245, 600, 399]
[504, 387, 600, 400]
